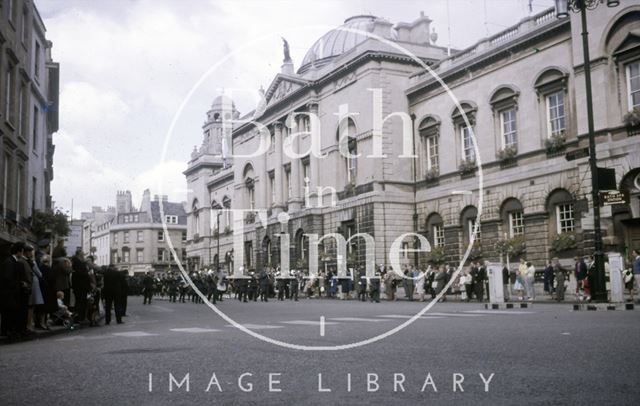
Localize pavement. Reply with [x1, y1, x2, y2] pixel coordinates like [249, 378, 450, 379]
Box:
[1, 296, 639, 405]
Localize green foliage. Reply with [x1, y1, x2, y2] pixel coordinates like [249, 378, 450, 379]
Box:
[544, 132, 566, 153]
[497, 145, 518, 161]
[468, 241, 483, 260]
[623, 107, 640, 127]
[458, 158, 477, 175]
[31, 210, 70, 240]
[495, 235, 526, 257]
[427, 245, 446, 265]
[550, 232, 577, 253]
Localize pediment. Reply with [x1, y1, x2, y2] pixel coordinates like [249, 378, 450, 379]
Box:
[613, 30, 640, 56]
[264, 74, 310, 107]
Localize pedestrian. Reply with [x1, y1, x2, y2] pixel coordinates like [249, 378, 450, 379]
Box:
[553, 258, 568, 302]
[415, 268, 425, 302]
[357, 268, 367, 302]
[502, 265, 510, 302]
[383, 270, 395, 301]
[574, 256, 588, 301]
[463, 268, 473, 302]
[524, 261, 536, 301]
[435, 266, 447, 302]
[543, 260, 555, 298]
[369, 276, 380, 303]
[475, 261, 487, 302]
[53, 257, 72, 307]
[71, 249, 91, 322]
[1, 242, 28, 338]
[142, 272, 154, 305]
[515, 259, 527, 301]
[631, 249, 640, 304]
[290, 271, 299, 301]
[259, 269, 269, 302]
[103, 265, 125, 324]
[25, 246, 45, 330]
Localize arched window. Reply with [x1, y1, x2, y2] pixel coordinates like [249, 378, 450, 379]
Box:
[489, 86, 519, 151]
[452, 102, 477, 163]
[534, 68, 569, 138]
[500, 198, 524, 238]
[418, 116, 440, 173]
[460, 206, 480, 244]
[546, 189, 576, 234]
[222, 195, 231, 231]
[337, 118, 358, 185]
[425, 212, 444, 247]
[263, 237, 272, 266]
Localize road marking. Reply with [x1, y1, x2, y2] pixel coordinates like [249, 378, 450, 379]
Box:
[225, 324, 283, 330]
[281, 320, 340, 326]
[170, 328, 220, 333]
[329, 317, 390, 322]
[112, 331, 159, 337]
[427, 312, 485, 317]
[464, 310, 535, 315]
[146, 305, 174, 313]
[320, 316, 325, 337]
[377, 315, 444, 319]
[561, 332, 571, 335]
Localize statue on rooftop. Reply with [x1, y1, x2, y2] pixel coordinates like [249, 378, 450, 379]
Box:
[282, 37, 291, 63]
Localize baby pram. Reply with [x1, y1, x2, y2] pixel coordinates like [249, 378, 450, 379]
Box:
[50, 308, 76, 330]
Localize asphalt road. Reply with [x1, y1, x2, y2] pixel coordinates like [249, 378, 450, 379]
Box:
[1, 297, 639, 405]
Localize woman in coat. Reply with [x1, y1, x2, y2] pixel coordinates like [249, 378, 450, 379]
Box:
[553, 258, 568, 302]
[435, 266, 447, 302]
[53, 258, 72, 306]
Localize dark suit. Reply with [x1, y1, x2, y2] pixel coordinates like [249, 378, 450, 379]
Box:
[1, 256, 23, 336]
[71, 257, 91, 321]
[103, 269, 126, 324]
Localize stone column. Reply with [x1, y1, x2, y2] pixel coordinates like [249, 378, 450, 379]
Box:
[523, 212, 549, 265]
[273, 122, 285, 215]
[308, 102, 320, 200]
[289, 117, 302, 212]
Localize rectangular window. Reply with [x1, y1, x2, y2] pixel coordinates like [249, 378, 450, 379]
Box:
[501, 108, 517, 148]
[425, 135, 439, 171]
[245, 241, 253, 267]
[21, 8, 28, 43]
[401, 242, 410, 259]
[34, 42, 41, 81]
[285, 168, 291, 200]
[17, 85, 24, 136]
[165, 215, 178, 224]
[461, 125, 475, 162]
[3, 155, 10, 215]
[556, 204, 575, 233]
[136, 249, 144, 263]
[269, 132, 275, 152]
[157, 231, 164, 242]
[32, 106, 38, 151]
[114, 233, 119, 245]
[123, 231, 129, 243]
[182, 231, 187, 242]
[509, 211, 524, 237]
[16, 166, 22, 218]
[248, 187, 255, 210]
[137, 231, 143, 242]
[31, 177, 36, 216]
[627, 61, 640, 109]
[433, 224, 445, 247]
[269, 172, 275, 205]
[345, 222, 357, 255]
[5, 66, 14, 124]
[157, 248, 165, 262]
[547, 91, 566, 137]
[346, 144, 357, 184]
[123, 250, 130, 263]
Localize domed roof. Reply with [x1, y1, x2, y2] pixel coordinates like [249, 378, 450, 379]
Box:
[210, 94, 236, 111]
[299, 15, 397, 74]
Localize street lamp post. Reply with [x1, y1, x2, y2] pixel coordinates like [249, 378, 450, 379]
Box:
[555, 0, 619, 302]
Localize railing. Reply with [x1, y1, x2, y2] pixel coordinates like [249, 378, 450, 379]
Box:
[490, 27, 519, 46]
[535, 9, 555, 25]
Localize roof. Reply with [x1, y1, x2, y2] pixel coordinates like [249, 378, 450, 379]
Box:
[150, 201, 187, 225]
[298, 15, 397, 74]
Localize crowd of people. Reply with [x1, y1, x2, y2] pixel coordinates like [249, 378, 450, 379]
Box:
[0, 242, 130, 341]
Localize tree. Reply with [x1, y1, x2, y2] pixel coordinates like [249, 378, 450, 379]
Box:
[31, 210, 70, 240]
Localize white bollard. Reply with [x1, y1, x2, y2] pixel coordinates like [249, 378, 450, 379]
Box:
[607, 252, 624, 303]
[487, 262, 505, 304]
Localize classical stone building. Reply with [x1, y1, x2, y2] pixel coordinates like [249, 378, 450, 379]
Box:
[0, 0, 59, 253]
[85, 190, 188, 275]
[186, 6, 640, 274]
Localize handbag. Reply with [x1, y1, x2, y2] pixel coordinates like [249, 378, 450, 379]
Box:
[431, 281, 438, 289]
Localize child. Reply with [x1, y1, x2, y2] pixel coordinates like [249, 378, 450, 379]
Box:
[56, 291, 73, 319]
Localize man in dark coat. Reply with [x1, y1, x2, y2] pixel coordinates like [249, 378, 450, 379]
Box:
[103, 266, 126, 324]
[0, 242, 28, 337]
[259, 269, 269, 302]
[475, 261, 486, 302]
[357, 268, 367, 301]
[290, 272, 299, 301]
[574, 256, 588, 297]
[248, 273, 258, 302]
[71, 250, 91, 322]
[142, 272, 154, 305]
[369, 276, 381, 303]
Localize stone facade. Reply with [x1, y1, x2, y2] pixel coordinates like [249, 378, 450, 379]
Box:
[0, 0, 59, 254]
[186, 6, 640, 274]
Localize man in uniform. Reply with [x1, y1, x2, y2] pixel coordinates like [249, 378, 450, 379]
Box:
[248, 272, 258, 302]
[369, 275, 381, 303]
[357, 267, 367, 302]
[290, 271, 299, 301]
[259, 269, 269, 302]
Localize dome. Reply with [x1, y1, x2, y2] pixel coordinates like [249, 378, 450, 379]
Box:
[210, 94, 236, 111]
[298, 15, 397, 74]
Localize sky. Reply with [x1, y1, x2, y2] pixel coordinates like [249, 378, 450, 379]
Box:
[34, 0, 556, 217]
